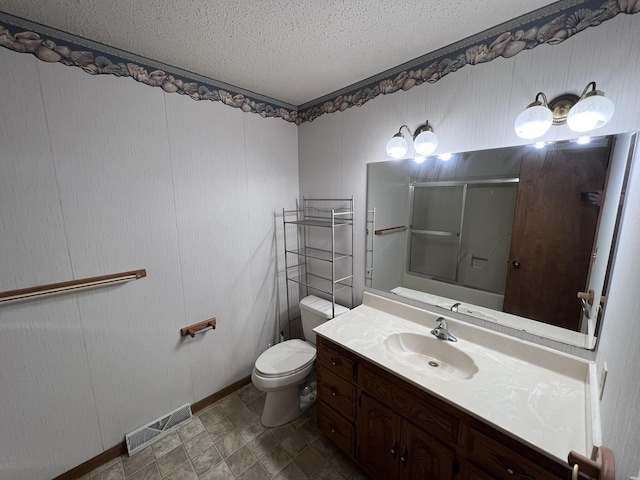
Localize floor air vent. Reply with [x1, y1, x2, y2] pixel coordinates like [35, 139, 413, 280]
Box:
[125, 403, 192, 455]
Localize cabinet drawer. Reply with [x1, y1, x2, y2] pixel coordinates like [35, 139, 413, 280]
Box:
[317, 400, 354, 456]
[317, 339, 356, 382]
[318, 366, 356, 420]
[465, 427, 563, 480]
[359, 364, 459, 444]
[461, 462, 498, 480]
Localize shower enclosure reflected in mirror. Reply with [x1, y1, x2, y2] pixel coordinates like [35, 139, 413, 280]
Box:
[365, 132, 636, 349]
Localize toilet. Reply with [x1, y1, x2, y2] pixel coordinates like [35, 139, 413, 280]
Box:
[251, 295, 349, 427]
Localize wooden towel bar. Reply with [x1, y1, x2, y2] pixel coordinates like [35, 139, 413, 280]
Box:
[0, 269, 147, 305]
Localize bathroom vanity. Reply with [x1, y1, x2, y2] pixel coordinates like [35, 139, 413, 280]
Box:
[313, 293, 600, 480]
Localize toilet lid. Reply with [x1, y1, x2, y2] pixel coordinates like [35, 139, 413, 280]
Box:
[255, 339, 316, 378]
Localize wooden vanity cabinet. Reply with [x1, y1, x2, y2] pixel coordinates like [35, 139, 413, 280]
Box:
[316, 335, 575, 480]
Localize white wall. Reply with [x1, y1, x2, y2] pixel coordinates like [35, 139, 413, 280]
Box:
[299, 13, 640, 477]
[0, 47, 298, 479]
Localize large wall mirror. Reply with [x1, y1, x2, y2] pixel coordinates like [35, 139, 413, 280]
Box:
[365, 132, 637, 349]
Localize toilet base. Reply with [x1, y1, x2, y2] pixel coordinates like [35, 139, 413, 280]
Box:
[260, 385, 315, 427]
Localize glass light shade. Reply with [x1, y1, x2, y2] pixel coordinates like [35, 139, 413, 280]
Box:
[413, 130, 438, 156]
[514, 104, 553, 139]
[566, 95, 614, 133]
[386, 135, 408, 159]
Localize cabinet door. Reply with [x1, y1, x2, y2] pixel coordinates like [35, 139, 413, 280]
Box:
[399, 420, 456, 480]
[357, 393, 401, 480]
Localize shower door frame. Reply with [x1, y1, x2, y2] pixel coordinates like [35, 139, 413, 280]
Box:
[407, 177, 519, 286]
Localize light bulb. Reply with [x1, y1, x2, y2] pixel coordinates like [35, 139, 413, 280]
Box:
[413, 130, 438, 156]
[437, 153, 453, 161]
[514, 104, 553, 139]
[567, 94, 614, 133]
[386, 135, 408, 159]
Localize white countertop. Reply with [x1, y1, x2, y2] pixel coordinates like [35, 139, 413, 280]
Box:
[314, 292, 600, 464]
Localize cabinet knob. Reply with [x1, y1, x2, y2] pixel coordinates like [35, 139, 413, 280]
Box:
[507, 467, 514, 475]
[331, 389, 337, 397]
[390, 441, 398, 456]
[400, 449, 408, 464]
[511, 260, 521, 269]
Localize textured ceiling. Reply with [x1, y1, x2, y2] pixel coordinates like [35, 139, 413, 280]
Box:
[0, 0, 559, 105]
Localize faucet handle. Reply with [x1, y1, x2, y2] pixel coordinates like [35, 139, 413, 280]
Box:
[431, 317, 457, 342]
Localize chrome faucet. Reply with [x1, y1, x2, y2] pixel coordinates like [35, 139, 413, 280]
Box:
[430, 317, 457, 342]
[450, 302, 461, 313]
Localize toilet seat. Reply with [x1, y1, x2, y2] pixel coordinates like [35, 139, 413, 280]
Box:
[254, 339, 316, 378]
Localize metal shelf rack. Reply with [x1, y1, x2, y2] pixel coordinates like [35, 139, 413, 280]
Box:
[283, 197, 354, 323]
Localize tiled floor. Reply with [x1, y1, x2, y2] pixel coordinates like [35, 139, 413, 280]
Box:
[81, 383, 370, 480]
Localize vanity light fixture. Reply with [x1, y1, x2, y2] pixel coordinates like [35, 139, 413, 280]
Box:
[514, 92, 554, 139]
[386, 122, 438, 159]
[437, 153, 453, 162]
[514, 82, 614, 139]
[566, 82, 615, 132]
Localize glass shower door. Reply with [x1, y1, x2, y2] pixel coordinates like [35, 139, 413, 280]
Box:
[408, 185, 465, 282]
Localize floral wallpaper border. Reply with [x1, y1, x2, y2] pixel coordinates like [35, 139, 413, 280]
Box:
[1, 0, 639, 125]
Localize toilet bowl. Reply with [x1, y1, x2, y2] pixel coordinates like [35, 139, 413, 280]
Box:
[252, 295, 349, 427]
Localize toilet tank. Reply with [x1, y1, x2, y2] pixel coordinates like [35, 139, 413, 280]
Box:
[299, 295, 350, 345]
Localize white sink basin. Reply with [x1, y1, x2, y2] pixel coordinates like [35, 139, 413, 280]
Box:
[383, 332, 478, 380]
